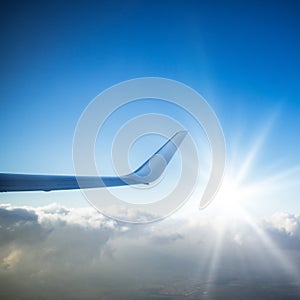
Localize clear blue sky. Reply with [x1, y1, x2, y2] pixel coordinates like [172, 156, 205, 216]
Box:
[0, 0, 299, 211]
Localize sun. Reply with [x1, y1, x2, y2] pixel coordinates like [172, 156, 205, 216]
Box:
[212, 174, 247, 219]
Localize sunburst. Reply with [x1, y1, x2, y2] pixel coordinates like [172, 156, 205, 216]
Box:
[184, 118, 300, 294]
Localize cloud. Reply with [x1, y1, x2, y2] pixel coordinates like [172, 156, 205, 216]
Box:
[262, 212, 300, 251]
[150, 231, 183, 244]
[263, 212, 300, 236]
[2, 249, 22, 271]
[0, 204, 300, 299]
[0, 203, 129, 299]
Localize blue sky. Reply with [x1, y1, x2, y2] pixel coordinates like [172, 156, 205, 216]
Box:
[1, 0, 299, 212]
[1, 1, 300, 298]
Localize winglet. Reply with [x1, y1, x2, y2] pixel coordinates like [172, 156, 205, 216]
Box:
[121, 131, 187, 185]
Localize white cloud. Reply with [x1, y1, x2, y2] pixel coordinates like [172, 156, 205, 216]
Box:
[233, 233, 243, 246]
[0, 204, 300, 299]
[263, 212, 300, 236]
[2, 249, 22, 270]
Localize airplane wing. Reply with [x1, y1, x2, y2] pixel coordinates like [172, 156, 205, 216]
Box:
[0, 131, 187, 192]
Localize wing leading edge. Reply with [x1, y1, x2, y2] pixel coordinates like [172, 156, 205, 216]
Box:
[0, 131, 187, 192]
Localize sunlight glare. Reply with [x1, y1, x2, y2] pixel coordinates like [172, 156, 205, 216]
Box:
[213, 175, 246, 220]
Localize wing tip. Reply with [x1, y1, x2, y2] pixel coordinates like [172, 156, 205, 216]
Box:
[127, 130, 188, 184]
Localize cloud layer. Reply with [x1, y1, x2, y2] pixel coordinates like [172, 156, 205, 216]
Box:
[0, 203, 300, 299]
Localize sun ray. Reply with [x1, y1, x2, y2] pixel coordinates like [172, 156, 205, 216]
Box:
[239, 207, 300, 280]
[251, 164, 300, 191]
[203, 218, 227, 294]
[198, 114, 300, 290]
[235, 113, 277, 185]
